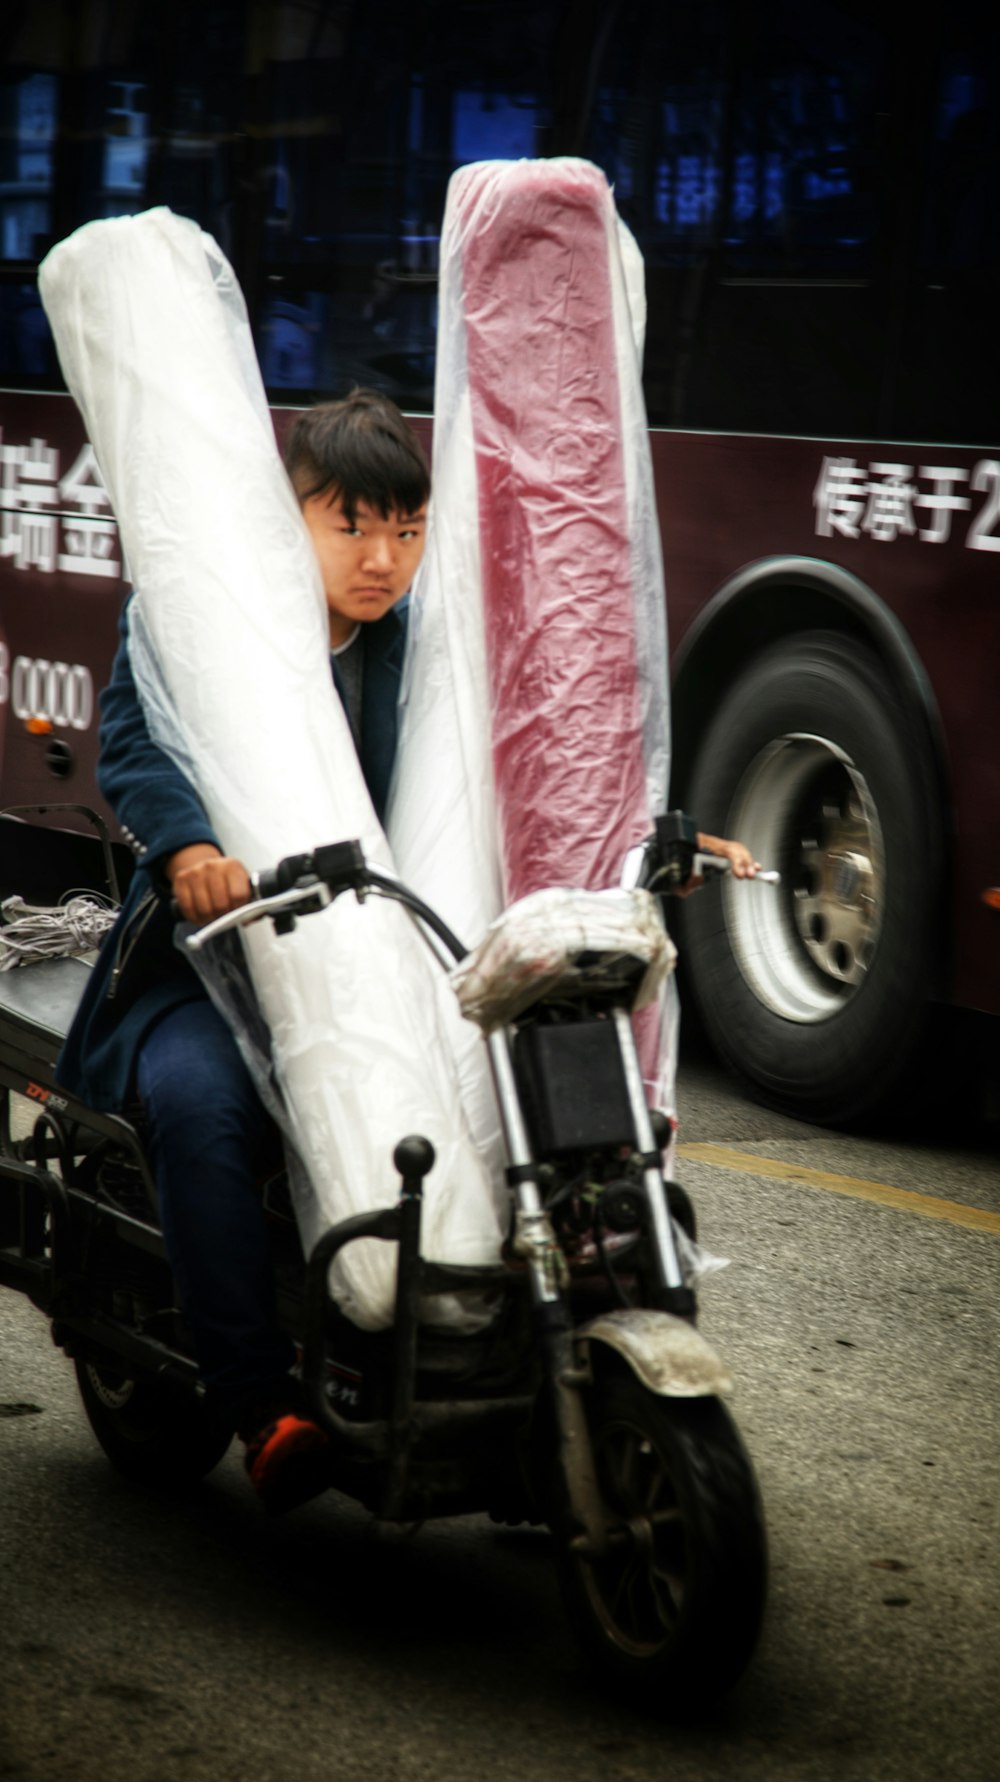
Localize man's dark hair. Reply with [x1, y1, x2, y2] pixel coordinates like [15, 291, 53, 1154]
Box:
[283, 389, 430, 523]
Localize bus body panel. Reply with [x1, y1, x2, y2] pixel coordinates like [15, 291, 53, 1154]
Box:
[651, 429, 1000, 1017]
[2, 389, 997, 1024]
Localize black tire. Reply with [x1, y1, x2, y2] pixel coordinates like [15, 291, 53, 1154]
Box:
[679, 631, 940, 1124]
[556, 1353, 767, 1713]
[75, 1356, 233, 1487]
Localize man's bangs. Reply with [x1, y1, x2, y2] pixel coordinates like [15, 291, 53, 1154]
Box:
[286, 392, 430, 521]
[334, 433, 429, 524]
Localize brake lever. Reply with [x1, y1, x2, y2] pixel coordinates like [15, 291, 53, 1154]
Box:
[693, 852, 781, 884]
[184, 878, 334, 952]
[622, 845, 780, 894]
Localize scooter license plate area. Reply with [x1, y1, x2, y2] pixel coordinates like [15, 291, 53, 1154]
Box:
[511, 1018, 635, 1157]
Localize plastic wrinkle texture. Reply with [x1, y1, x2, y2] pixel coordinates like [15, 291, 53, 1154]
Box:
[38, 208, 505, 1332]
[451, 887, 677, 1033]
[388, 158, 678, 1123]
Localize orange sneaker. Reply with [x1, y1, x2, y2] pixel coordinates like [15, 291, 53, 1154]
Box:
[243, 1411, 331, 1515]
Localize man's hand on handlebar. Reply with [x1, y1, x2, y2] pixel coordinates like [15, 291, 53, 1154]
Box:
[166, 844, 252, 925]
[677, 832, 762, 898]
[699, 834, 760, 878]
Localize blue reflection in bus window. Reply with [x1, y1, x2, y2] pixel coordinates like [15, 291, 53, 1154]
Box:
[452, 91, 540, 164]
[805, 169, 851, 201]
[615, 158, 634, 203]
[258, 297, 321, 388]
[265, 142, 293, 235]
[937, 70, 981, 137]
[675, 156, 719, 229]
[2, 200, 48, 261]
[16, 73, 55, 184]
[603, 48, 876, 274]
[1, 74, 56, 263]
[731, 154, 756, 225]
[103, 82, 149, 196]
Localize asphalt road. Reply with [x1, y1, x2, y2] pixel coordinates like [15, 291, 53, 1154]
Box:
[1, 1043, 997, 1782]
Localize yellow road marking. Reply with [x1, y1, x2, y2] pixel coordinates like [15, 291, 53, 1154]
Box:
[675, 1142, 1000, 1236]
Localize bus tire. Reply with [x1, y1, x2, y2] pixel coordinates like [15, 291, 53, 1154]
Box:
[677, 630, 939, 1124]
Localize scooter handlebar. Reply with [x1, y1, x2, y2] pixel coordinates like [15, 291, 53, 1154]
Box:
[186, 840, 469, 964]
[184, 820, 778, 958]
[692, 852, 780, 885]
[254, 838, 369, 901]
[623, 812, 780, 893]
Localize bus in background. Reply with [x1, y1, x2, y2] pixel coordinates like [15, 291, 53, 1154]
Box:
[1, 0, 997, 1124]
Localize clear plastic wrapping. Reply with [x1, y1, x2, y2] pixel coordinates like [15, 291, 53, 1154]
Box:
[451, 887, 677, 1032]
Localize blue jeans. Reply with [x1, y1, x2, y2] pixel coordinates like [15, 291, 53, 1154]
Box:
[136, 998, 295, 1425]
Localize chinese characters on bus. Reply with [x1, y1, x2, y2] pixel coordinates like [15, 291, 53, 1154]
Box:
[5, 433, 1000, 577]
[0, 433, 122, 578]
[814, 457, 1000, 550]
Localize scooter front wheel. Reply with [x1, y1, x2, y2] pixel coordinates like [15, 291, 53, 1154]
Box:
[556, 1352, 767, 1712]
[75, 1356, 234, 1487]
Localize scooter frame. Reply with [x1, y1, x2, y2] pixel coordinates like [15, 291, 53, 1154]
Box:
[0, 810, 768, 1708]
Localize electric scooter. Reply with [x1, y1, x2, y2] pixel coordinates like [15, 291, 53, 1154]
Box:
[0, 807, 768, 1712]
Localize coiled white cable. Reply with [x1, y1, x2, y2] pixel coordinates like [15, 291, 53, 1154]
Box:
[0, 894, 118, 970]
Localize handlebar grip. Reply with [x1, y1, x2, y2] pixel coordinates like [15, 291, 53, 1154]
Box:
[255, 839, 368, 901]
[312, 839, 367, 887]
[256, 851, 315, 900]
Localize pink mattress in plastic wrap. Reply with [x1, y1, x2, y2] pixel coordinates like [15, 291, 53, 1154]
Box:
[460, 161, 653, 900]
[389, 159, 675, 1116]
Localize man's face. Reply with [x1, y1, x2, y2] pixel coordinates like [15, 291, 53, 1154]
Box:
[300, 492, 427, 646]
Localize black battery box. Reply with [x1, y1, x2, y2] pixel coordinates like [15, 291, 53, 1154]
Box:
[511, 1017, 636, 1157]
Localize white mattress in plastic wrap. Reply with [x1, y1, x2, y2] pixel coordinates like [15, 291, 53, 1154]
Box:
[38, 208, 506, 1331]
[388, 159, 679, 1127]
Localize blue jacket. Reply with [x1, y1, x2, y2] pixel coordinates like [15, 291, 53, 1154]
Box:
[57, 597, 408, 1111]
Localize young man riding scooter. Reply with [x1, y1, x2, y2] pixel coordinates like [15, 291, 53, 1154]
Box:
[57, 390, 430, 1508]
[57, 388, 757, 1512]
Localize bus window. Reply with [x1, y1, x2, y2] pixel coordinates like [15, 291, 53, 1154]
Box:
[248, 2, 562, 405]
[585, 0, 891, 435]
[894, 33, 1000, 447]
[0, 71, 60, 380]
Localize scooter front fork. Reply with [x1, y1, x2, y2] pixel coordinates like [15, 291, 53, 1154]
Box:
[486, 1032, 615, 1553]
[611, 1008, 696, 1319]
[487, 1015, 695, 1319]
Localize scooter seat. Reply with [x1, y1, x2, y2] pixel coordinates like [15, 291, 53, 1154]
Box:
[0, 956, 91, 1047]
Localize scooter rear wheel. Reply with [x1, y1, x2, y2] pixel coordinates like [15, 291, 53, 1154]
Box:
[557, 1351, 767, 1712]
[75, 1356, 234, 1487]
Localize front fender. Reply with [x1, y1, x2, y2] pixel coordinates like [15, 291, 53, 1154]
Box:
[580, 1307, 733, 1398]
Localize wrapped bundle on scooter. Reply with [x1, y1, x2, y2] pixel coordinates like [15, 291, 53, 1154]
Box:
[451, 887, 676, 1032]
[451, 882, 678, 1171]
[38, 208, 506, 1333]
[388, 159, 678, 1125]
